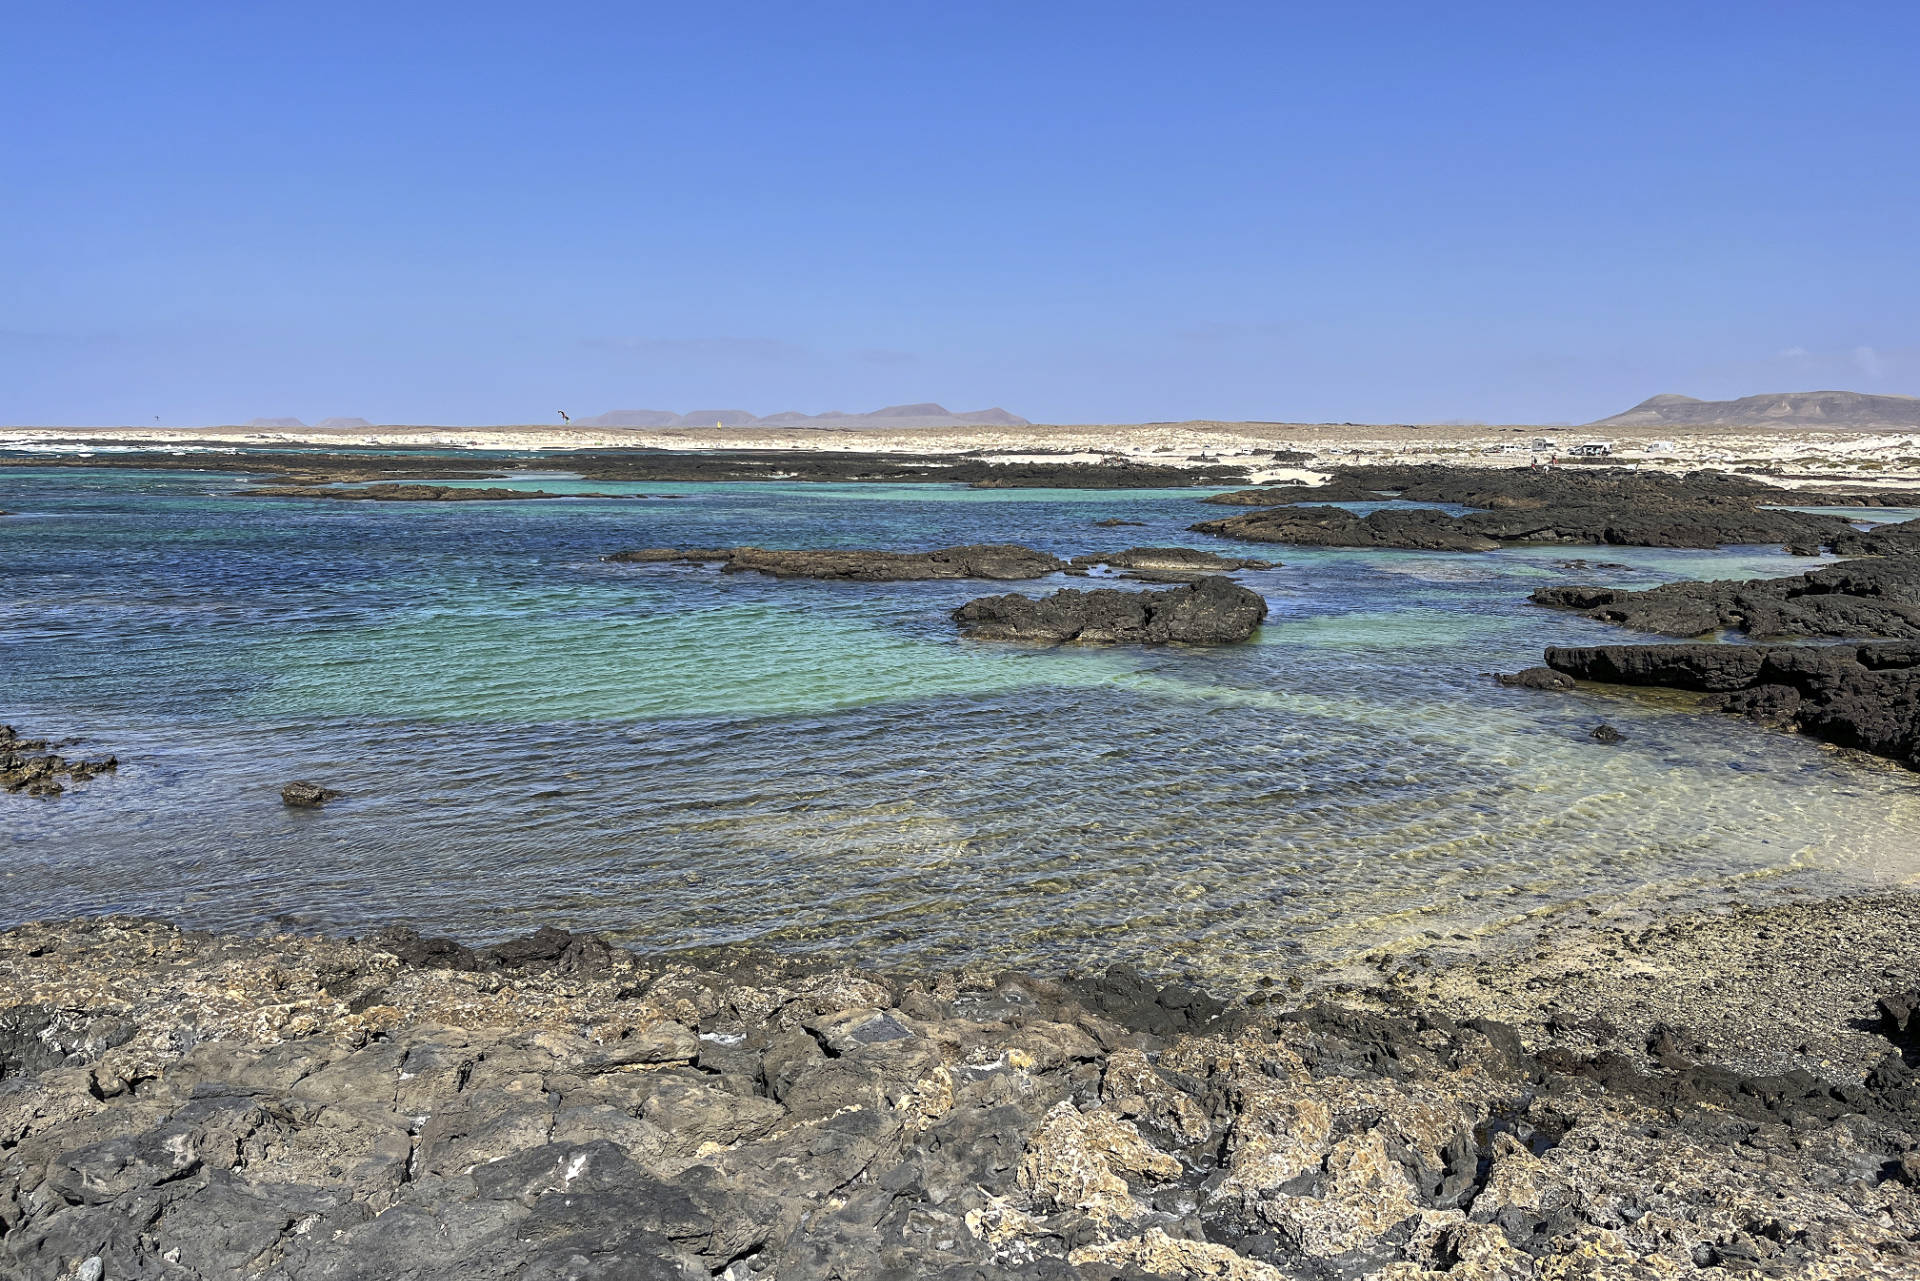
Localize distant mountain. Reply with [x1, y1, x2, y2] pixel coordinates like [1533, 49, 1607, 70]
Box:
[1592, 391, 1920, 430]
[246, 417, 308, 429]
[578, 410, 680, 427]
[314, 417, 373, 430]
[575, 404, 1031, 430]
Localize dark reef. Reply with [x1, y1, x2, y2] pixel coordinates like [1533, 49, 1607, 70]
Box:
[953, 577, 1268, 644]
[604, 544, 1068, 581]
[1532, 556, 1920, 639]
[1545, 641, 1920, 770]
[1191, 466, 1903, 553]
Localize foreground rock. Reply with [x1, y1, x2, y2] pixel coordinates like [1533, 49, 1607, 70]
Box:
[606, 544, 1067, 580]
[1545, 640, 1920, 769]
[0, 726, 117, 798]
[7, 906, 1920, 1280]
[954, 577, 1268, 643]
[1533, 557, 1920, 639]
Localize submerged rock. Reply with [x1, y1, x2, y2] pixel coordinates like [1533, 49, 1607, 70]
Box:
[1494, 666, 1575, 690]
[0, 725, 117, 798]
[1532, 556, 1920, 639]
[1066, 546, 1279, 581]
[1546, 641, 1920, 770]
[605, 543, 1066, 581]
[280, 780, 341, 807]
[953, 576, 1268, 644]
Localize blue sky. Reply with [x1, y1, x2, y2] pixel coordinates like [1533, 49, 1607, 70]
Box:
[3, 2, 1915, 426]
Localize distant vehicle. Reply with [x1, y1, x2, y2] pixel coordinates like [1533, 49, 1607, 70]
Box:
[1569, 441, 1614, 458]
[1646, 440, 1676, 453]
[1531, 437, 1558, 451]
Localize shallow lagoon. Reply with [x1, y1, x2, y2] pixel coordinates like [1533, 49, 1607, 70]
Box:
[4, 462, 1918, 980]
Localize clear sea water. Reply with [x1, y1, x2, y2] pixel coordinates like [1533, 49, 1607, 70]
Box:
[4, 460, 1919, 982]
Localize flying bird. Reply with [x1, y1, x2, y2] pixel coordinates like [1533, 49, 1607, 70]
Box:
[557, 410, 570, 424]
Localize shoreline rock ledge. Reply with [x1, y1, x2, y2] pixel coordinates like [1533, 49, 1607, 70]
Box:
[1545, 641, 1920, 770]
[7, 909, 1920, 1279]
[954, 576, 1267, 643]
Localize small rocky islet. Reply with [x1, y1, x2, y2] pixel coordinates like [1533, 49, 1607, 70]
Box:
[605, 545, 1279, 645]
[6, 901, 1920, 1280]
[244, 483, 633, 502]
[604, 543, 1070, 581]
[603, 544, 1276, 585]
[953, 577, 1269, 645]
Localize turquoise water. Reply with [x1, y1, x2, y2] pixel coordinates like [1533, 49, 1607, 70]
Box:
[4, 462, 1919, 980]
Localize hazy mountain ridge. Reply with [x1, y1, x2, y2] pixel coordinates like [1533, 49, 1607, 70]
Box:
[245, 417, 374, 430]
[1593, 391, 1920, 430]
[577, 403, 1030, 429]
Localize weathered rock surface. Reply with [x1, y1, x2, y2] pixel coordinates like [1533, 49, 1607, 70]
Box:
[606, 544, 1067, 581]
[7, 908, 1920, 1280]
[1192, 505, 1504, 552]
[1832, 517, 1920, 558]
[0, 727, 117, 799]
[1533, 557, 1920, 639]
[1337, 463, 1788, 510]
[1545, 640, 1920, 769]
[1200, 483, 1384, 506]
[279, 781, 341, 808]
[953, 577, 1268, 644]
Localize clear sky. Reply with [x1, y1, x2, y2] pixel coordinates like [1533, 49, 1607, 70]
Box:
[4, 2, 1915, 426]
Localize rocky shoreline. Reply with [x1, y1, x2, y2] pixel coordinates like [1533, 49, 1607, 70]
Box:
[1540, 642, 1920, 772]
[1190, 467, 1897, 553]
[1532, 558, 1920, 639]
[7, 900, 1920, 1280]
